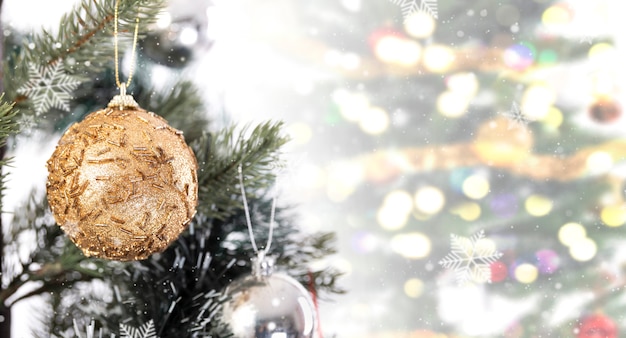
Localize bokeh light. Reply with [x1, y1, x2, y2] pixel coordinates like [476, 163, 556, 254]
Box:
[156, 12, 172, 29]
[422, 45, 455, 73]
[490, 261, 508, 282]
[538, 49, 558, 65]
[462, 174, 490, 200]
[600, 204, 626, 227]
[475, 237, 497, 254]
[404, 11, 436, 39]
[542, 3, 573, 27]
[449, 168, 473, 192]
[390, 232, 432, 259]
[436, 90, 469, 118]
[521, 84, 556, 121]
[414, 186, 446, 215]
[446, 72, 479, 98]
[558, 222, 587, 247]
[535, 249, 560, 274]
[514, 263, 538, 284]
[374, 35, 422, 67]
[395, 40, 422, 67]
[489, 193, 519, 218]
[586, 151, 613, 175]
[525, 194, 553, 217]
[404, 278, 425, 298]
[588, 43, 617, 65]
[359, 107, 390, 135]
[324, 49, 344, 67]
[377, 207, 410, 231]
[333, 89, 369, 122]
[503, 43, 535, 70]
[543, 106, 564, 128]
[451, 202, 481, 221]
[378, 190, 414, 231]
[384, 190, 413, 213]
[569, 237, 597, 262]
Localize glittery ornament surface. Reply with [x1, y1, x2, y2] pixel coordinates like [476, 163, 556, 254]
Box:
[46, 106, 198, 261]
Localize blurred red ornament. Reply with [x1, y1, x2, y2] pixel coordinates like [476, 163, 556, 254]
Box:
[490, 261, 508, 282]
[588, 98, 621, 123]
[577, 314, 617, 338]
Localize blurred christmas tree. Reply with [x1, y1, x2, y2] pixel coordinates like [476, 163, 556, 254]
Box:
[204, 0, 626, 336]
[0, 0, 342, 337]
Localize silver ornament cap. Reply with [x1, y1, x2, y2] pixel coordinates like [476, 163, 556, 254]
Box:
[222, 254, 317, 338]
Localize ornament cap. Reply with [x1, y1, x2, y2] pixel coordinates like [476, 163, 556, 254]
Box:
[108, 84, 139, 110]
[252, 252, 275, 277]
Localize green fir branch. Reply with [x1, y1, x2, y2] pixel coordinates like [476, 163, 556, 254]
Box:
[35, 0, 164, 69]
[192, 121, 289, 220]
[137, 79, 209, 143]
[1, 191, 109, 306]
[5, 0, 166, 102]
[0, 96, 19, 213]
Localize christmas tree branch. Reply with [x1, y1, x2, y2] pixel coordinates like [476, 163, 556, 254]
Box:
[137, 79, 208, 143]
[37, 0, 165, 68]
[193, 121, 289, 220]
[5, 0, 166, 102]
[1, 192, 106, 307]
[0, 97, 19, 313]
[0, 98, 18, 212]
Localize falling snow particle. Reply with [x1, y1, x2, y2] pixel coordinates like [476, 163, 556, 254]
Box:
[17, 61, 82, 115]
[439, 230, 503, 285]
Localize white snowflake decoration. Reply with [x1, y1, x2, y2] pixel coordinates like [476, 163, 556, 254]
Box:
[17, 60, 82, 115]
[439, 230, 503, 285]
[502, 101, 529, 129]
[388, 0, 438, 21]
[120, 320, 157, 338]
[17, 113, 36, 134]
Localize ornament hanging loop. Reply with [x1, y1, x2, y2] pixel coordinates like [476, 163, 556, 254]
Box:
[108, 83, 139, 109]
[252, 251, 275, 277]
[238, 164, 277, 274]
[108, 0, 140, 110]
[119, 83, 126, 97]
[113, 0, 140, 89]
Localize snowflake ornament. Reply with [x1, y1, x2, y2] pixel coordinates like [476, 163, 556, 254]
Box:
[120, 320, 157, 338]
[16, 113, 37, 135]
[17, 60, 82, 115]
[388, 0, 438, 21]
[439, 230, 503, 285]
[502, 101, 529, 129]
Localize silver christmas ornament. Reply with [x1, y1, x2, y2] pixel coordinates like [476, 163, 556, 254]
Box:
[222, 166, 318, 337]
[222, 255, 316, 338]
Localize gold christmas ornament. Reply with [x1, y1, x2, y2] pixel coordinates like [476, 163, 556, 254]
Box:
[46, 94, 198, 260]
[46, 1, 197, 260]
